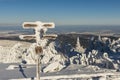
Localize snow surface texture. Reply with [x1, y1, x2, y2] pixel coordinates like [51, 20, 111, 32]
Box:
[0, 41, 66, 72]
[0, 43, 25, 63]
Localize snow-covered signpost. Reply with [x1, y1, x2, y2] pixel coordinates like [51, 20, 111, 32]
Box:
[19, 21, 57, 80]
[35, 46, 43, 80]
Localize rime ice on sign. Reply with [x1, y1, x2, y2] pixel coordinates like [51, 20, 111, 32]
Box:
[19, 21, 67, 73]
[20, 21, 58, 80]
[19, 21, 57, 42]
[19, 21, 57, 60]
[19, 20, 58, 59]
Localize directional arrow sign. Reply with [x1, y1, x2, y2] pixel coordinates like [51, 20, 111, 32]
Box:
[42, 34, 57, 39]
[23, 22, 39, 29]
[23, 21, 55, 29]
[19, 35, 36, 40]
[41, 22, 55, 28]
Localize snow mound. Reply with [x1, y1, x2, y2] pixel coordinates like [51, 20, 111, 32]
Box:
[25, 42, 67, 72]
[0, 43, 25, 63]
[0, 35, 120, 73]
[6, 65, 18, 70]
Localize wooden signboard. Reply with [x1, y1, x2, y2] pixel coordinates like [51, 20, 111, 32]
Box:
[42, 22, 55, 28]
[35, 46, 43, 55]
[35, 46, 43, 54]
[19, 35, 36, 40]
[23, 21, 55, 29]
[23, 22, 39, 29]
[42, 34, 57, 39]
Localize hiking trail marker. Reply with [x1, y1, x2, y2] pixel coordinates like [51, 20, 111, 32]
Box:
[19, 21, 57, 42]
[19, 21, 57, 80]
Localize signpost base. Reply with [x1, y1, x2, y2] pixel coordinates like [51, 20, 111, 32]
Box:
[36, 59, 40, 80]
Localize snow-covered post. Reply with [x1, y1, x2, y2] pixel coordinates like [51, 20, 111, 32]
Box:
[19, 21, 57, 80]
[35, 46, 43, 80]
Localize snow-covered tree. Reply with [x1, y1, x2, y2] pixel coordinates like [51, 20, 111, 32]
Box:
[74, 37, 85, 54]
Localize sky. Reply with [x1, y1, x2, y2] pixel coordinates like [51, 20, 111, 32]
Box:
[0, 0, 120, 26]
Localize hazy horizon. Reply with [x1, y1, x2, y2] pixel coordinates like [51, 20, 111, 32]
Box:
[0, 25, 120, 34]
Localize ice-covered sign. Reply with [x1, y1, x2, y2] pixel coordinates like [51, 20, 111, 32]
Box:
[19, 35, 36, 40]
[35, 46, 43, 55]
[19, 21, 57, 40]
[42, 22, 55, 28]
[42, 34, 57, 39]
[19, 21, 57, 80]
[23, 21, 55, 29]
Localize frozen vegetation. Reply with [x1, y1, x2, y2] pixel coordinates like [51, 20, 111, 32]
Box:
[0, 34, 120, 80]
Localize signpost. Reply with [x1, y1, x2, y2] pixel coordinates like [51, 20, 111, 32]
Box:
[22, 21, 55, 29]
[19, 21, 57, 80]
[35, 46, 43, 80]
[20, 21, 57, 43]
[42, 34, 58, 39]
[19, 35, 36, 40]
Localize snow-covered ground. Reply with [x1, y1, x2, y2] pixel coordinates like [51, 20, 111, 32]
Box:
[0, 63, 120, 80]
[0, 34, 120, 80]
[0, 40, 31, 47]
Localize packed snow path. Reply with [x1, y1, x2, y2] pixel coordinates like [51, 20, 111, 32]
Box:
[0, 63, 120, 80]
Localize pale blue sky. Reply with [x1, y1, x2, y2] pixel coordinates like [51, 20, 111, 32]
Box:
[0, 0, 120, 26]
